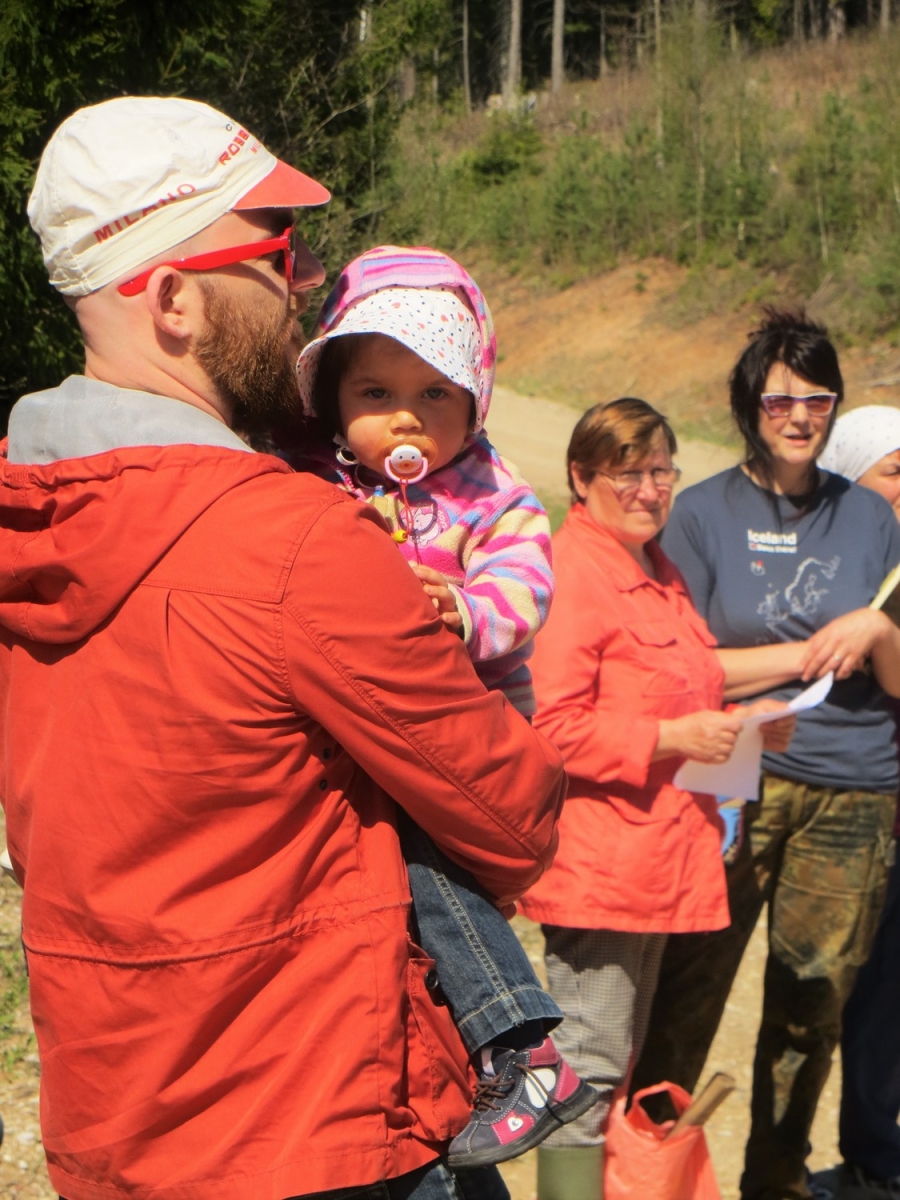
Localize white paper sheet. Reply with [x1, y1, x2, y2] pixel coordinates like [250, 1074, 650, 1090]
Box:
[672, 672, 833, 801]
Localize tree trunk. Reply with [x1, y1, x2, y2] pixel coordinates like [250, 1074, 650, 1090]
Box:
[809, 0, 823, 38]
[552, 0, 565, 93]
[462, 0, 472, 112]
[882, 0, 890, 31]
[400, 58, 416, 102]
[505, 0, 523, 101]
[794, 0, 804, 41]
[815, 173, 829, 262]
[696, 106, 705, 254]
[598, 4, 608, 78]
[827, 0, 846, 39]
[654, 0, 663, 152]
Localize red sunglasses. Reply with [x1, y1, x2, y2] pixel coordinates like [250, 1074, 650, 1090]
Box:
[117, 226, 297, 296]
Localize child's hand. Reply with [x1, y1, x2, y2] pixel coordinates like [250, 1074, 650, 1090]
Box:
[410, 564, 463, 632]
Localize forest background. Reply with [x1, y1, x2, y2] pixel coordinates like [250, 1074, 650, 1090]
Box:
[2, 0, 900, 435]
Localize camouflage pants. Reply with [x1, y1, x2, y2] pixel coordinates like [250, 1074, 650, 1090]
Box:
[630, 772, 896, 1200]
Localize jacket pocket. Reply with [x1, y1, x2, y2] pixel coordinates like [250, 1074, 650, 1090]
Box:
[626, 620, 677, 648]
[404, 942, 472, 1141]
[679, 603, 719, 648]
[624, 621, 690, 696]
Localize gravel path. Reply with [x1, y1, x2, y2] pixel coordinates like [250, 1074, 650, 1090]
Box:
[487, 383, 738, 505]
[497, 916, 841, 1200]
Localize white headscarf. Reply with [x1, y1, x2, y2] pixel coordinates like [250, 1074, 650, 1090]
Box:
[818, 405, 900, 481]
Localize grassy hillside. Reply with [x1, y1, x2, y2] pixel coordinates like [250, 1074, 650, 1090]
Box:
[379, 26, 900, 353]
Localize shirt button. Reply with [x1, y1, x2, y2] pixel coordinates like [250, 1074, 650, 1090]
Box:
[319, 779, 328, 791]
[323, 748, 332, 760]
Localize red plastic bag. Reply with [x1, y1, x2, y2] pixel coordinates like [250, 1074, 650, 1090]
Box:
[605, 1083, 722, 1200]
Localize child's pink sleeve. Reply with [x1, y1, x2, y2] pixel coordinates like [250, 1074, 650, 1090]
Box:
[450, 488, 553, 663]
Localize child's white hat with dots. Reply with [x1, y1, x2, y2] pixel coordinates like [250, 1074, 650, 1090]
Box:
[296, 286, 482, 425]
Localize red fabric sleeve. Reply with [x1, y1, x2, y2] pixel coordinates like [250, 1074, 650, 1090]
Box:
[280, 499, 566, 905]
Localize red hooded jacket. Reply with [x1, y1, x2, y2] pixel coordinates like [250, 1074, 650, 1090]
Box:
[0, 379, 565, 1200]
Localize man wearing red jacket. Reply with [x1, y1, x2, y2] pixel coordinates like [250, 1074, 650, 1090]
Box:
[0, 96, 565, 1200]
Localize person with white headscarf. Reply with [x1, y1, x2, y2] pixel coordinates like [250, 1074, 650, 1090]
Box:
[819, 404, 900, 518]
[814, 403, 900, 1200]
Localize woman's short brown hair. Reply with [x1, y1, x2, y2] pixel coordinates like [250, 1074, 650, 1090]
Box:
[566, 397, 677, 501]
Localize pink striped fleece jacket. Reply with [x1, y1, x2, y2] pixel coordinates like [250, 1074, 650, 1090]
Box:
[303, 436, 553, 717]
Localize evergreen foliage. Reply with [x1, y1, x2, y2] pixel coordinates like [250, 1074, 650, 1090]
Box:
[383, 17, 900, 341]
[0, 0, 440, 415]
[3, 0, 900, 423]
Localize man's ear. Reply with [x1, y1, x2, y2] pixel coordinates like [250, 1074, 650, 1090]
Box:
[145, 268, 202, 341]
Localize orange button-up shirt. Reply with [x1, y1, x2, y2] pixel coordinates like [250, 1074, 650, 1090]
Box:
[521, 503, 729, 934]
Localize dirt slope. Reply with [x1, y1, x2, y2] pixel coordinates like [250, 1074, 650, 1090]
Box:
[486, 259, 900, 452]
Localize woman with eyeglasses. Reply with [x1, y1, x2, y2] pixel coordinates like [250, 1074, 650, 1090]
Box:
[630, 310, 900, 1200]
[519, 397, 800, 1200]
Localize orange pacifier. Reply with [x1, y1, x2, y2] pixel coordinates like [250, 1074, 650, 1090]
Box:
[379, 436, 438, 485]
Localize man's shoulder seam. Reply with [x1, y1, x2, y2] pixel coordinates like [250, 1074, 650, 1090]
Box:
[143, 487, 351, 602]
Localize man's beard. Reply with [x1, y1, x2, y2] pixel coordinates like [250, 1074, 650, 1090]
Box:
[194, 278, 303, 441]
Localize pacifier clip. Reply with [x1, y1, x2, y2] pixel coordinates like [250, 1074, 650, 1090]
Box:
[382, 442, 434, 565]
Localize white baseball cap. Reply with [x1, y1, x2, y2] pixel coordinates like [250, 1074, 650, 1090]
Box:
[28, 96, 331, 297]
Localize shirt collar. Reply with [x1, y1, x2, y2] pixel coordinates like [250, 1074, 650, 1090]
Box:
[565, 502, 686, 595]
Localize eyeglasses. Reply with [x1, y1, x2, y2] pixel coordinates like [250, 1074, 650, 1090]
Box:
[117, 226, 297, 296]
[599, 466, 682, 493]
[760, 392, 837, 418]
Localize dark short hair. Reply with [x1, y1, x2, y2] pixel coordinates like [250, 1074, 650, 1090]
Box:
[730, 307, 843, 486]
[566, 397, 677, 501]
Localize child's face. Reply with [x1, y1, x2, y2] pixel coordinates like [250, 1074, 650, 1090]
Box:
[337, 334, 473, 477]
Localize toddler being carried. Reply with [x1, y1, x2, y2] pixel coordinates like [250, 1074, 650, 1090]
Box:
[289, 246, 599, 1169]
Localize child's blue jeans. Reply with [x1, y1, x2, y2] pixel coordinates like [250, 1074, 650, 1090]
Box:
[284, 1158, 509, 1199]
[398, 812, 561, 1055]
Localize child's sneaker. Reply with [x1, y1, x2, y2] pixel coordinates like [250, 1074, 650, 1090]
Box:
[447, 1037, 600, 1169]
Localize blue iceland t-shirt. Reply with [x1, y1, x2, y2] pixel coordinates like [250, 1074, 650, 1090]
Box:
[661, 466, 900, 794]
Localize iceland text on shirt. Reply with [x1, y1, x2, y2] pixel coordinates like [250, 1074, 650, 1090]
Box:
[747, 528, 798, 554]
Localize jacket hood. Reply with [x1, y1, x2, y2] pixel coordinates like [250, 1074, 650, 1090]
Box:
[0, 378, 291, 644]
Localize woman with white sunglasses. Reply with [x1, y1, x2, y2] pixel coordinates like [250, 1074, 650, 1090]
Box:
[631, 309, 900, 1200]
